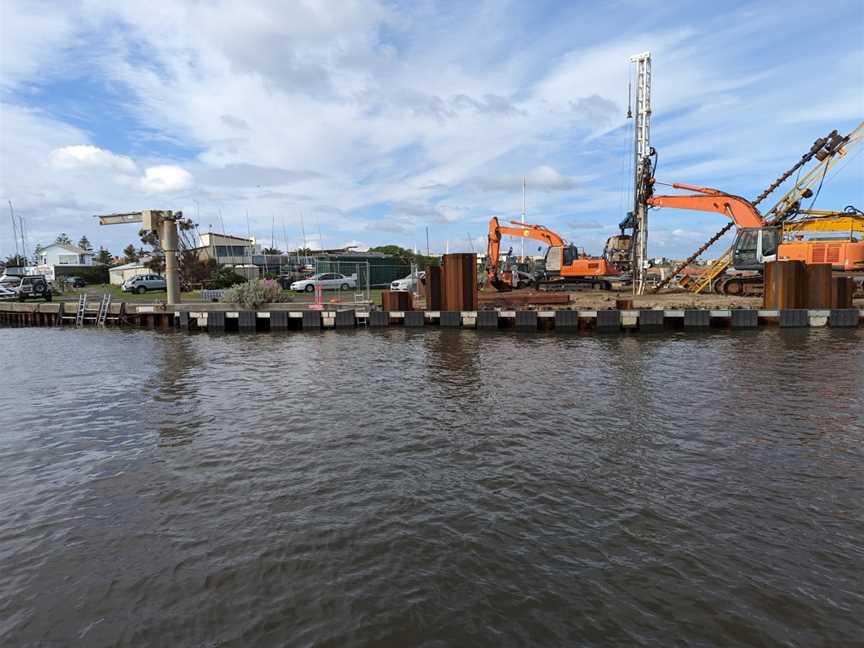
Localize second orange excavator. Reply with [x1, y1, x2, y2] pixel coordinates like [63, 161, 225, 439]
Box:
[485, 217, 619, 291]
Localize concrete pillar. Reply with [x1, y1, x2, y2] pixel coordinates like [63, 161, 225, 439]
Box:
[161, 218, 181, 305]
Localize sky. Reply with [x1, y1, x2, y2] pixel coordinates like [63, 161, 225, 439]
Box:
[1, 0, 862, 260]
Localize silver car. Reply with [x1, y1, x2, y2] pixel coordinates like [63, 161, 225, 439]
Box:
[390, 271, 425, 292]
[122, 274, 167, 294]
[290, 273, 356, 292]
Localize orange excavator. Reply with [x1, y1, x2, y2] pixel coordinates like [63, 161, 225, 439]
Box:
[485, 217, 619, 291]
[646, 183, 864, 294]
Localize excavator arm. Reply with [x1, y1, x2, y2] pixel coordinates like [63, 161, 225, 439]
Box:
[486, 217, 565, 267]
[646, 183, 765, 229]
[486, 217, 566, 288]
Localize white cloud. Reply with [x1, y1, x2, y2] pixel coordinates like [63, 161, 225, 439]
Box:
[49, 145, 137, 173]
[477, 166, 579, 192]
[0, 1, 861, 260]
[139, 165, 193, 193]
[0, 2, 76, 89]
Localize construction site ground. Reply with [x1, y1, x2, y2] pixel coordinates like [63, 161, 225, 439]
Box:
[489, 289, 864, 310]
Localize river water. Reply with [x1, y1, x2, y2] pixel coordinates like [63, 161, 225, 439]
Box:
[1, 327, 862, 646]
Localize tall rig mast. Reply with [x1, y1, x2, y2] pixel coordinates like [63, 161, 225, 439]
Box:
[629, 51, 652, 294]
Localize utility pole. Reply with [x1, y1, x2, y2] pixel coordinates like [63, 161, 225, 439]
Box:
[299, 211, 308, 250]
[20, 209, 28, 263]
[629, 51, 652, 295]
[9, 200, 20, 258]
[521, 176, 526, 260]
[425, 226, 430, 256]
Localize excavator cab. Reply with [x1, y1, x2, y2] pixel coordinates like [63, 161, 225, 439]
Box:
[731, 227, 780, 271]
[562, 244, 582, 265]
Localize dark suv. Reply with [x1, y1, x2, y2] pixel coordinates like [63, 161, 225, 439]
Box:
[15, 275, 53, 301]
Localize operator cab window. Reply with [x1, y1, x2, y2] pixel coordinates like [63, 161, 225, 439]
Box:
[563, 245, 580, 265]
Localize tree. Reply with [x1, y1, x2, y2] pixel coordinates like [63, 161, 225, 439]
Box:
[139, 229, 165, 274]
[4, 254, 28, 268]
[55, 233, 72, 245]
[122, 244, 139, 263]
[78, 236, 93, 252]
[262, 247, 282, 255]
[138, 216, 207, 288]
[369, 244, 440, 268]
[95, 246, 113, 265]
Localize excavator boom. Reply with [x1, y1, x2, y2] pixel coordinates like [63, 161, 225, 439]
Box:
[486, 217, 565, 274]
[646, 184, 765, 229]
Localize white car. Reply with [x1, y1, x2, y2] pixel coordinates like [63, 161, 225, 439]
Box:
[390, 271, 425, 292]
[290, 273, 356, 292]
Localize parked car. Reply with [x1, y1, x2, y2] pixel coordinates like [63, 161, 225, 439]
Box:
[122, 274, 167, 294]
[390, 271, 426, 292]
[290, 273, 356, 292]
[65, 276, 86, 288]
[10, 275, 53, 301]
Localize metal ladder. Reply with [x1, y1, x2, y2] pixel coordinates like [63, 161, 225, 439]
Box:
[75, 294, 87, 327]
[96, 293, 111, 326]
[692, 247, 734, 294]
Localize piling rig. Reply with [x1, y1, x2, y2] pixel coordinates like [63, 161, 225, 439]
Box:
[646, 121, 864, 295]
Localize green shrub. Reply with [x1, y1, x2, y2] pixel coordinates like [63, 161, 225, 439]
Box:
[210, 266, 248, 288]
[221, 279, 284, 309]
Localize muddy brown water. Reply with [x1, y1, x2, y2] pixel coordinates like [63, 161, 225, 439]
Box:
[1, 327, 862, 646]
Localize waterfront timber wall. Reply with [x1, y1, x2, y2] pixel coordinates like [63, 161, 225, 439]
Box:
[0, 301, 862, 332]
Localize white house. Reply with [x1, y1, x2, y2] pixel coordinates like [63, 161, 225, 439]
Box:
[37, 243, 94, 267]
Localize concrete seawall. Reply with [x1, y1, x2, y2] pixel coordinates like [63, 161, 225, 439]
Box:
[1, 301, 862, 332]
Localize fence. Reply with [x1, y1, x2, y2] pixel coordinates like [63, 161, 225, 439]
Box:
[311, 260, 371, 305]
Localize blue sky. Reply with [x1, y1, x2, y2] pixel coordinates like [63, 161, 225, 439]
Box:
[1, 0, 862, 259]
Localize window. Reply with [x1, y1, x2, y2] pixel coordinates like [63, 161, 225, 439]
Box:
[562, 245, 580, 265]
[761, 228, 779, 256]
[58, 254, 78, 264]
[736, 230, 758, 252]
[215, 245, 250, 257]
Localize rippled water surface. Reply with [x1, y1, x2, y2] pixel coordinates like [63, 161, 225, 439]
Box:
[1, 327, 863, 646]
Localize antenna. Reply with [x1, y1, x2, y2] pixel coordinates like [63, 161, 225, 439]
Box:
[425, 225, 430, 256]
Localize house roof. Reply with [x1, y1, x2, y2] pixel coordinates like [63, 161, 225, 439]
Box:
[41, 242, 92, 255]
[316, 250, 393, 258]
[202, 232, 253, 243]
[109, 256, 153, 272]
